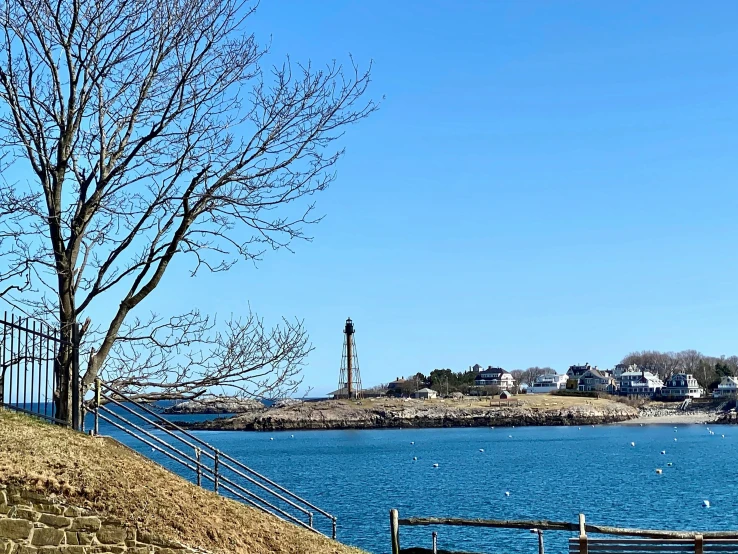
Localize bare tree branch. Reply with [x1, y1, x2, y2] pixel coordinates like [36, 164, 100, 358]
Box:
[0, 0, 375, 420]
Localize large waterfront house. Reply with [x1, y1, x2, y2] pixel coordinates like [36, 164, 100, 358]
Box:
[661, 373, 703, 399]
[619, 369, 664, 396]
[529, 373, 568, 394]
[566, 363, 594, 383]
[577, 369, 618, 393]
[713, 376, 738, 398]
[474, 366, 515, 391]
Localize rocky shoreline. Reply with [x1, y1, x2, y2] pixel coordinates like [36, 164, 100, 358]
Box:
[173, 399, 639, 431]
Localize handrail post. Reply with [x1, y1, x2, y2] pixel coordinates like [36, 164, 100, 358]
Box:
[196, 448, 202, 487]
[432, 531, 437, 554]
[579, 513, 588, 554]
[94, 377, 101, 436]
[538, 530, 545, 554]
[695, 534, 703, 554]
[332, 517, 337, 540]
[214, 450, 220, 493]
[390, 509, 400, 554]
[308, 512, 313, 528]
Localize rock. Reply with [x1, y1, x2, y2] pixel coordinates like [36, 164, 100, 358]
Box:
[0, 539, 15, 554]
[96, 524, 127, 544]
[179, 399, 638, 431]
[0, 519, 33, 541]
[30, 527, 64, 546]
[37, 514, 71, 528]
[162, 396, 264, 414]
[14, 508, 39, 522]
[271, 398, 303, 409]
[70, 517, 101, 532]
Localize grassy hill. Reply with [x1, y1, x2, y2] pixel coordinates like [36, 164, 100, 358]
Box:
[0, 410, 364, 554]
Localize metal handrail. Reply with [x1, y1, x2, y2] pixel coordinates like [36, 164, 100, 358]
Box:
[96, 407, 315, 532]
[98, 393, 314, 519]
[89, 379, 337, 539]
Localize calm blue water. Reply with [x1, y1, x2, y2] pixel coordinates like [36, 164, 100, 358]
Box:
[85, 412, 738, 554]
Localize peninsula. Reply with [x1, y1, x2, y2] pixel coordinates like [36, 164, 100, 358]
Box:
[175, 395, 639, 431]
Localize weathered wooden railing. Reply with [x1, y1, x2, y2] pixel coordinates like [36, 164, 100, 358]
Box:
[389, 511, 738, 554]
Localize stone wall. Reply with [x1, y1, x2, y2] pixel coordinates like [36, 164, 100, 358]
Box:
[0, 485, 206, 554]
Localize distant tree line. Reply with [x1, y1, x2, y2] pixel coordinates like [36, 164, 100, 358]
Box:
[382, 351, 737, 397]
[620, 350, 737, 390]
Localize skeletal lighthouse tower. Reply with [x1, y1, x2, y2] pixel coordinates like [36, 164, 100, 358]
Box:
[338, 318, 362, 399]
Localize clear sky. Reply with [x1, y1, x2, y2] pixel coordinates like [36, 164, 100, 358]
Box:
[114, 1, 738, 394]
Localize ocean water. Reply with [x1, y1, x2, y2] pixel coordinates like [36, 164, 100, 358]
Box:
[88, 412, 738, 554]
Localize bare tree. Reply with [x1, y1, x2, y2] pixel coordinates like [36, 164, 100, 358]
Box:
[0, 0, 375, 421]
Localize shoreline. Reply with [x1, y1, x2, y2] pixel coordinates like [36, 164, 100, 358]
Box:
[171, 397, 640, 431]
[620, 412, 719, 426]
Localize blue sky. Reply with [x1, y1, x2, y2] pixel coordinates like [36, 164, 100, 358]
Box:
[111, 2, 738, 393]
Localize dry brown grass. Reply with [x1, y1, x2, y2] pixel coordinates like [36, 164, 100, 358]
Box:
[0, 410, 365, 554]
[353, 394, 620, 410]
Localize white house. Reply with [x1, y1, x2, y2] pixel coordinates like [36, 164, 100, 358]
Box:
[529, 373, 568, 394]
[713, 376, 738, 398]
[474, 366, 515, 391]
[411, 387, 438, 400]
[662, 373, 703, 399]
[619, 370, 664, 397]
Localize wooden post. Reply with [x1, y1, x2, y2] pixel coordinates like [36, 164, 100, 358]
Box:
[579, 514, 588, 554]
[695, 534, 703, 554]
[390, 509, 400, 554]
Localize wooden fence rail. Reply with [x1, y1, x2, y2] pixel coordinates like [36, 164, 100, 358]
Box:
[391, 510, 738, 554]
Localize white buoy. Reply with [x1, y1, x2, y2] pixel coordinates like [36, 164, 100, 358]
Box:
[655, 469, 662, 474]
[508, 435, 513, 438]
[433, 463, 439, 468]
[630, 442, 635, 447]
[411, 441, 415, 445]
[667, 462, 673, 466]
[722, 434, 725, 438]
[674, 438, 678, 441]
[703, 500, 710, 508]
[290, 434, 294, 438]
[660, 450, 666, 455]
[413, 457, 417, 461]
[640, 423, 643, 427]
[578, 427, 581, 430]
[505, 491, 510, 496]
[479, 449, 484, 452]
[270, 437, 274, 441]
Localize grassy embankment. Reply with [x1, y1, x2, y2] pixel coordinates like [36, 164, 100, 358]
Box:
[348, 393, 626, 410]
[0, 410, 365, 554]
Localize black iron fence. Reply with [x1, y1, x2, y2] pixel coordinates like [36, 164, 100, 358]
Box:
[87, 379, 338, 540]
[0, 312, 80, 426]
[1, 312, 337, 539]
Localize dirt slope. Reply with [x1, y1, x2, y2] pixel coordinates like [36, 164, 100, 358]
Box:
[0, 410, 364, 554]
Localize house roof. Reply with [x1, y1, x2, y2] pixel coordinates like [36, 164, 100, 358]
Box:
[581, 369, 611, 380]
